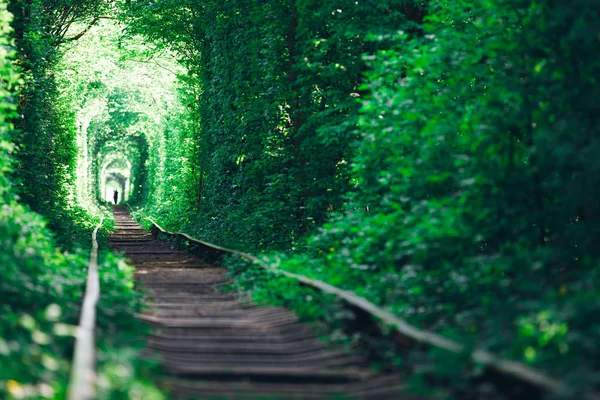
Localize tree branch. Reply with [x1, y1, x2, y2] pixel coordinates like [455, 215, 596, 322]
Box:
[65, 17, 100, 42]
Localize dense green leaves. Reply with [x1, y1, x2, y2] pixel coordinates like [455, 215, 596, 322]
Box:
[0, 2, 163, 398]
[121, 0, 416, 250]
[123, 0, 600, 396]
[270, 0, 600, 394]
[1, 0, 599, 397]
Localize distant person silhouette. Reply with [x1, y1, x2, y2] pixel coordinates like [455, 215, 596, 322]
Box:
[113, 189, 119, 205]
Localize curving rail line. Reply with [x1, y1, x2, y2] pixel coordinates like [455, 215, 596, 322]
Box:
[108, 208, 405, 399]
[66, 217, 104, 400]
[147, 217, 600, 400]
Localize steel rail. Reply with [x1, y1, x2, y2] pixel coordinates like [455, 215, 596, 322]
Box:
[67, 217, 104, 400]
[147, 216, 599, 400]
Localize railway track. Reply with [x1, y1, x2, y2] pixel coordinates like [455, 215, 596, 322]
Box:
[109, 206, 409, 399]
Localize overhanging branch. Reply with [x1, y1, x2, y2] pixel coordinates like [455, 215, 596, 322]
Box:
[63, 17, 100, 43]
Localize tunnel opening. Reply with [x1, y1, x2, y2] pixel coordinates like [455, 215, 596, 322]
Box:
[101, 157, 131, 204]
[96, 135, 150, 207]
[56, 18, 183, 211]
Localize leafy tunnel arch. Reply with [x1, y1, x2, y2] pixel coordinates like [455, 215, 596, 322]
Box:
[102, 156, 130, 203]
[95, 134, 149, 205]
[2, 1, 599, 397]
[57, 20, 183, 212]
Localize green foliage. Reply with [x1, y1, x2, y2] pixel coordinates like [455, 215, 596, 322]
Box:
[0, 3, 164, 399]
[0, 203, 157, 398]
[0, 3, 18, 203]
[5, 0, 104, 246]
[123, 0, 600, 396]
[3, 0, 599, 397]
[53, 18, 185, 211]
[122, 0, 415, 250]
[96, 348, 165, 400]
[0, 201, 83, 399]
[271, 0, 600, 394]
